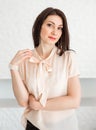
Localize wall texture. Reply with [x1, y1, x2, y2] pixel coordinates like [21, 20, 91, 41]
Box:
[0, 0, 96, 79]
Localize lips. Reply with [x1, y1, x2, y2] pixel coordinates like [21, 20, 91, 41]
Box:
[48, 36, 56, 40]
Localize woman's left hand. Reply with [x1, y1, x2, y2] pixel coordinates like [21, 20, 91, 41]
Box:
[28, 94, 43, 110]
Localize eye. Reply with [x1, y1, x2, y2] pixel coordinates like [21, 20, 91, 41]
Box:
[47, 23, 53, 27]
[58, 27, 63, 30]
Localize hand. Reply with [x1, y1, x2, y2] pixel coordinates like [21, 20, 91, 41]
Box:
[10, 49, 32, 66]
[28, 94, 43, 111]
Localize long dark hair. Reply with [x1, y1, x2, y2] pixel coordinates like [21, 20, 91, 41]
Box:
[32, 7, 70, 56]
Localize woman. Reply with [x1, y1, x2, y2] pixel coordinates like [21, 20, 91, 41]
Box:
[9, 7, 81, 130]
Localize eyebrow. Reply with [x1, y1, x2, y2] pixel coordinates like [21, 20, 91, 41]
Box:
[47, 21, 63, 27]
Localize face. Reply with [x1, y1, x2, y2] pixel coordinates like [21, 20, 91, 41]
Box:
[40, 15, 63, 46]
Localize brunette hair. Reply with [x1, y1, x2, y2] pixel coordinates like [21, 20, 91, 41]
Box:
[32, 7, 70, 56]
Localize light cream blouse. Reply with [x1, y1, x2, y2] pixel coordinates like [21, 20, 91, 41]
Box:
[19, 46, 80, 130]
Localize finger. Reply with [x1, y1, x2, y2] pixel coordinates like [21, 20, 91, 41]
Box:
[19, 52, 32, 58]
[22, 53, 32, 59]
[20, 55, 32, 61]
[18, 49, 32, 54]
[18, 51, 32, 60]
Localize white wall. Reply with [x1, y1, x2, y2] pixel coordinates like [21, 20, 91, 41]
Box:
[0, 0, 96, 78]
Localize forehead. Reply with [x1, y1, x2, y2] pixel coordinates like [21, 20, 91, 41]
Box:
[44, 15, 63, 25]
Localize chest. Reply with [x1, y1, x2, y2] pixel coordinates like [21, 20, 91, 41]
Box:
[25, 58, 69, 98]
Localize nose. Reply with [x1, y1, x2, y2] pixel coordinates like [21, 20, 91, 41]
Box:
[51, 28, 58, 35]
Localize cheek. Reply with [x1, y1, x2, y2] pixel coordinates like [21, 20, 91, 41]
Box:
[40, 27, 48, 38]
[58, 32, 62, 39]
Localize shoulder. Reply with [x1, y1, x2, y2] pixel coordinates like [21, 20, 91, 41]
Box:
[63, 50, 76, 60]
[64, 50, 76, 55]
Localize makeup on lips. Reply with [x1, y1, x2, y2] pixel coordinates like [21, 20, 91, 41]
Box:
[48, 36, 56, 40]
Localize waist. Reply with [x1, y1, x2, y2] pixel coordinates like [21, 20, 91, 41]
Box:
[26, 109, 75, 124]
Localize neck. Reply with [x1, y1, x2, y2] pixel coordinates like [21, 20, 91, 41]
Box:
[36, 43, 55, 59]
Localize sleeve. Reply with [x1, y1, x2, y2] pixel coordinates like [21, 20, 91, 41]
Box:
[68, 51, 80, 78]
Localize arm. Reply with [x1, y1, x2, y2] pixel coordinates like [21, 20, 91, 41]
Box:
[43, 76, 81, 110]
[28, 76, 81, 111]
[10, 49, 32, 107]
[10, 70, 29, 107]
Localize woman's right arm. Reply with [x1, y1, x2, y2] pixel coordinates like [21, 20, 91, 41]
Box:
[9, 49, 32, 107]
